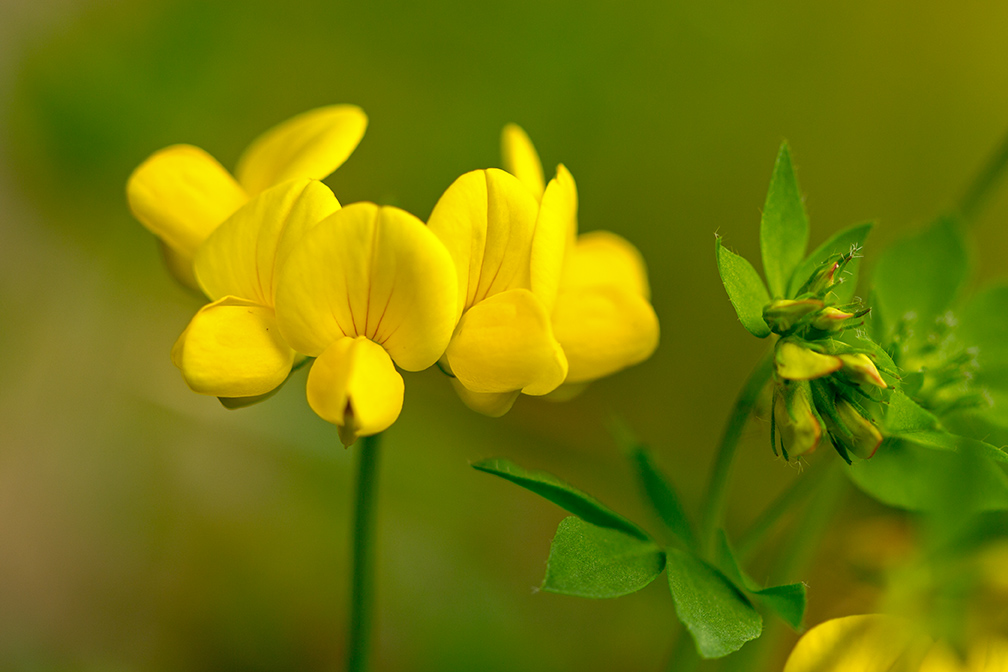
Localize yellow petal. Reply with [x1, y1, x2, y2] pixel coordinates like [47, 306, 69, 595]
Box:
[171, 297, 295, 397]
[195, 179, 340, 305]
[446, 288, 568, 396]
[276, 202, 457, 371]
[500, 123, 545, 200]
[562, 230, 651, 300]
[551, 285, 659, 384]
[450, 379, 520, 417]
[306, 336, 404, 445]
[234, 105, 368, 196]
[784, 615, 932, 672]
[428, 169, 540, 318]
[127, 144, 248, 261]
[530, 164, 579, 313]
[920, 638, 1008, 672]
[775, 341, 844, 381]
[159, 240, 202, 292]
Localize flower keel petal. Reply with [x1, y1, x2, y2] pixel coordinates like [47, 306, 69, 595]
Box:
[171, 297, 294, 397]
[446, 288, 568, 396]
[306, 337, 404, 446]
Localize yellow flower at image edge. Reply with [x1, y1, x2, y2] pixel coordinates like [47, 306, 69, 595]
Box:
[275, 202, 458, 445]
[127, 105, 367, 289]
[170, 178, 340, 398]
[501, 124, 660, 391]
[784, 615, 1008, 672]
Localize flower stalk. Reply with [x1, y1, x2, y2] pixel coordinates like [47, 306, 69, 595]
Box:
[348, 432, 382, 672]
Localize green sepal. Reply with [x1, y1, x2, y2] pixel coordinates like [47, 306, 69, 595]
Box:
[760, 142, 810, 299]
[541, 517, 666, 598]
[788, 221, 873, 300]
[626, 445, 697, 549]
[471, 458, 650, 541]
[666, 548, 763, 658]
[716, 237, 772, 338]
[714, 530, 806, 630]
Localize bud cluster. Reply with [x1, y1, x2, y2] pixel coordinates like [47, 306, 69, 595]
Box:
[767, 251, 892, 463]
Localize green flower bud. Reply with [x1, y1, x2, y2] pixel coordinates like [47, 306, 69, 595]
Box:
[838, 353, 887, 389]
[772, 381, 822, 459]
[826, 397, 883, 459]
[775, 340, 843, 381]
[764, 299, 825, 334]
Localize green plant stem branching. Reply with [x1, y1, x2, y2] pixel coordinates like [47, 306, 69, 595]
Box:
[958, 126, 1008, 225]
[348, 432, 383, 672]
[699, 350, 775, 558]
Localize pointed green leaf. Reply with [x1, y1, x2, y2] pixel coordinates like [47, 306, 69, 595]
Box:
[788, 222, 873, 301]
[883, 390, 940, 434]
[871, 216, 969, 341]
[959, 283, 1008, 377]
[847, 439, 1008, 511]
[542, 517, 666, 598]
[628, 446, 697, 549]
[472, 458, 650, 540]
[761, 142, 810, 299]
[715, 531, 806, 629]
[666, 548, 762, 659]
[716, 238, 771, 338]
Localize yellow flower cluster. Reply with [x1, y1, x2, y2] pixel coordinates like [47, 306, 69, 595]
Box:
[128, 106, 659, 445]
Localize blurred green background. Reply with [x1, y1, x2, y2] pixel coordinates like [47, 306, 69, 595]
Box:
[2, 1, 1008, 670]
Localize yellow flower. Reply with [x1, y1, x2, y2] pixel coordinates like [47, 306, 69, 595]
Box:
[500, 124, 660, 396]
[170, 178, 340, 399]
[274, 202, 458, 445]
[784, 615, 1008, 672]
[127, 105, 367, 290]
[426, 167, 570, 417]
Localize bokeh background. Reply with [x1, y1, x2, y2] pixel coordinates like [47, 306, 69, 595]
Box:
[2, 1, 1008, 670]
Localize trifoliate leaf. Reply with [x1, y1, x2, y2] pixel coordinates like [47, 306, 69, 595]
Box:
[871, 216, 969, 341]
[760, 142, 810, 299]
[846, 439, 1008, 511]
[666, 548, 762, 658]
[627, 445, 697, 549]
[715, 531, 806, 630]
[472, 458, 650, 540]
[542, 517, 666, 598]
[788, 221, 873, 301]
[716, 238, 771, 338]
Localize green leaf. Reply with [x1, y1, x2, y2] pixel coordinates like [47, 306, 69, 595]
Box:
[542, 517, 666, 598]
[847, 439, 1008, 512]
[883, 390, 940, 434]
[627, 446, 697, 549]
[714, 531, 806, 630]
[760, 142, 810, 299]
[666, 548, 762, 658]
[472, 458, 650, 540]
[959, 283, 1008, 376]
[788, 222, 873, 301]
[716, 238, 771, 338]
[871, 216, 969, 341]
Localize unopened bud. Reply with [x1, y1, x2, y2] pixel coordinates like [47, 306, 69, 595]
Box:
[775, 340, 843, 381]
[773, 381, 822, 458]
[829, 398, 883, 459]
[764, 299, 825, 334]
[810, 307, 855, 331]
[839, 354, 887, 388]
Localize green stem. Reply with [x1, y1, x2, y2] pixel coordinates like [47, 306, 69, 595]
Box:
[735, 462, 830, 561]
[699, 350, 774, 557]
[348, 433, 382, 672]
[665, 628, 700, 672]
[958, 126, 1008, 225]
